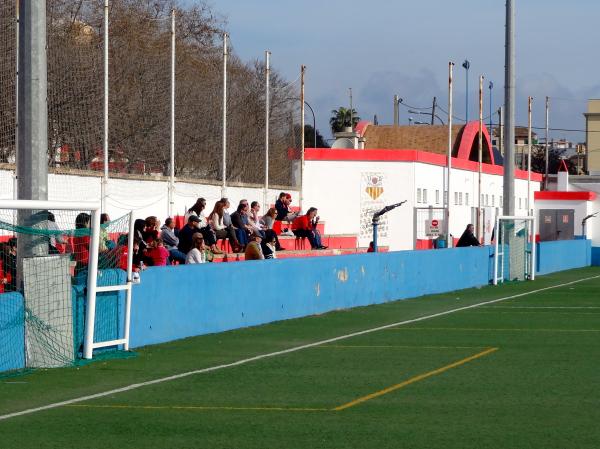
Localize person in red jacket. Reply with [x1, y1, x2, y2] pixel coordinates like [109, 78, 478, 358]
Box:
[291, 207, 327, 250]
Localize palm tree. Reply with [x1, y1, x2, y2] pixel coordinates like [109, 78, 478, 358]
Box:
[329, 107, 360, 134]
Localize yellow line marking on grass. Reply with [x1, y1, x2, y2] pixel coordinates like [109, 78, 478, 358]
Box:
[334, 347, 498, 411]
[463, 311, 600, 315]
[2, 273, 598, 422]
[66, 404, 328, 412]
[387, 327, 600, 332]
[319, 345, 487, 350]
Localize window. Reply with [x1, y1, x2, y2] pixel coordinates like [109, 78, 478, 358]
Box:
[444, 191, 448, 205]
[500, 195, 503, 205]
[454, 192, 459, 205]
[459, 192, 463, 205]
[417, 188, 422, 203]
[481, 194, 484, 205]
[518, 197, 522, 209]
[465, 192, 469, 206]
[492, 195, 495, 206]
[485, 194, 489, 206]
[435, 190, 440, 204]
[423, 189, 428, 203]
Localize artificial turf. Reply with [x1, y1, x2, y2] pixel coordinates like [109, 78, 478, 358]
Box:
[1, 267, 599, 449]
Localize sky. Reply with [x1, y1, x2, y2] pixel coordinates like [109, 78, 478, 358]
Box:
[199, 0, 600, 143]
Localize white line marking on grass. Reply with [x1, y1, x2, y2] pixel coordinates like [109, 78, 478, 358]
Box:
[1, 274, 599, 422]
[481, 306, 600, 309]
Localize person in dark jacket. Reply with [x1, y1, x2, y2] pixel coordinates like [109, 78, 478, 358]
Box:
[456, 224, 481, 247]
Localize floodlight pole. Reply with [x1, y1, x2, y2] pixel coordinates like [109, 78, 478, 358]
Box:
[503, 0, 516, 216]
[16, 0, 49, 283]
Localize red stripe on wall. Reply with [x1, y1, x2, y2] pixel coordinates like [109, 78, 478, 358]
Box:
[534, 191, 597, 201]
[304, 148, 543, 182]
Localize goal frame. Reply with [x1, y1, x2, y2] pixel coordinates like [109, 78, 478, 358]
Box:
[493, 215, 536, 285]
[0, 199, 134, 360]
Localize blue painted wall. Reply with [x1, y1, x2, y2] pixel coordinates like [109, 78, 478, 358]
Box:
[0, 292, 25, 373]
[592, 247, 600, 266]
[536, 240, 592, 275]
[130, 247, 492, 348]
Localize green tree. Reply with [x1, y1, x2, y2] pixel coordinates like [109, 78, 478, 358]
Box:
[329, 107, 360, 134]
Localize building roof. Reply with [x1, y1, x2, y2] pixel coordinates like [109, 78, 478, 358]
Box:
[362, 125, 462, 154]
[492, 126, 537, 139]
[359, 121, 495, 165]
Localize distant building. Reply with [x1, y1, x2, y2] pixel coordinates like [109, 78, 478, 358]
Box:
[584, 99, 600, 175]
[491, 126, 538, 169]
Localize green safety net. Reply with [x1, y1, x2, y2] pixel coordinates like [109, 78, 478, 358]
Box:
[0, 211, 134, 377]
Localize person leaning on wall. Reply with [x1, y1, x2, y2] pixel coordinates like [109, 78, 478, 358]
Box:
[456, 224, 481, 247]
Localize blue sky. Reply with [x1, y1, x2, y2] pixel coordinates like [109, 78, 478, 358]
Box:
[203, 0, 599, 142]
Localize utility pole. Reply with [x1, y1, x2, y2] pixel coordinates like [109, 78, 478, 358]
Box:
[393, 94, 399, 126]
[498, 106, 503, 156]
[431, 96, 437, 125]
[503, 0, 516, 216]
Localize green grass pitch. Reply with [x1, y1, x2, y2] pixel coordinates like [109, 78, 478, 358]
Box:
[1, 267, 599, 449]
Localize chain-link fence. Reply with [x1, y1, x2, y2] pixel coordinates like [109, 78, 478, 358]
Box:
[0, 0, 303, 203]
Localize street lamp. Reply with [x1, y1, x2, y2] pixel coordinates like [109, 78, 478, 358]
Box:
[462, 59, 470, 122]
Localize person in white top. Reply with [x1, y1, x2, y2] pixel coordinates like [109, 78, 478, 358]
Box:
[186, 234, 208, 264]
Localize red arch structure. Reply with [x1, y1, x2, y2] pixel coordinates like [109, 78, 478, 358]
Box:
[454, 121, 495, 165]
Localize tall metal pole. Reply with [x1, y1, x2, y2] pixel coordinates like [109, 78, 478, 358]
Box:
[300, 65, 306, 211]
[544, 96, 549, 190]
[168, 9, 175, 218]
[221, 33, 228, 199]
[393, 94, 399, 126]
[446, 62, 454, 246]
[489, 81, 493, 136]
[349, 87, 353, 129]
[478, 75, 484, 241]
[101, 0, 109, 213]
[527, 96, 532, 214]
[17, 0, 47, 203]
[463, 60, 470, 122]
[17, 0, 49, 285]
[431, 96, 437, 125]
[503, 0, 516, 216]
[499, 106, 504, 156]
[13, 2, 19, 200]
[264, 50, 271, 213]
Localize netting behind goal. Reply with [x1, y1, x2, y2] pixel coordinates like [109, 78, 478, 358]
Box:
[493, 216, 536, 284]
[0, 202, 132, 375]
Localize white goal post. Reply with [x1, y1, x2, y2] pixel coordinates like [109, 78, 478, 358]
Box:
[0, 199, 133, 362]
[493, 215, 536, 285]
